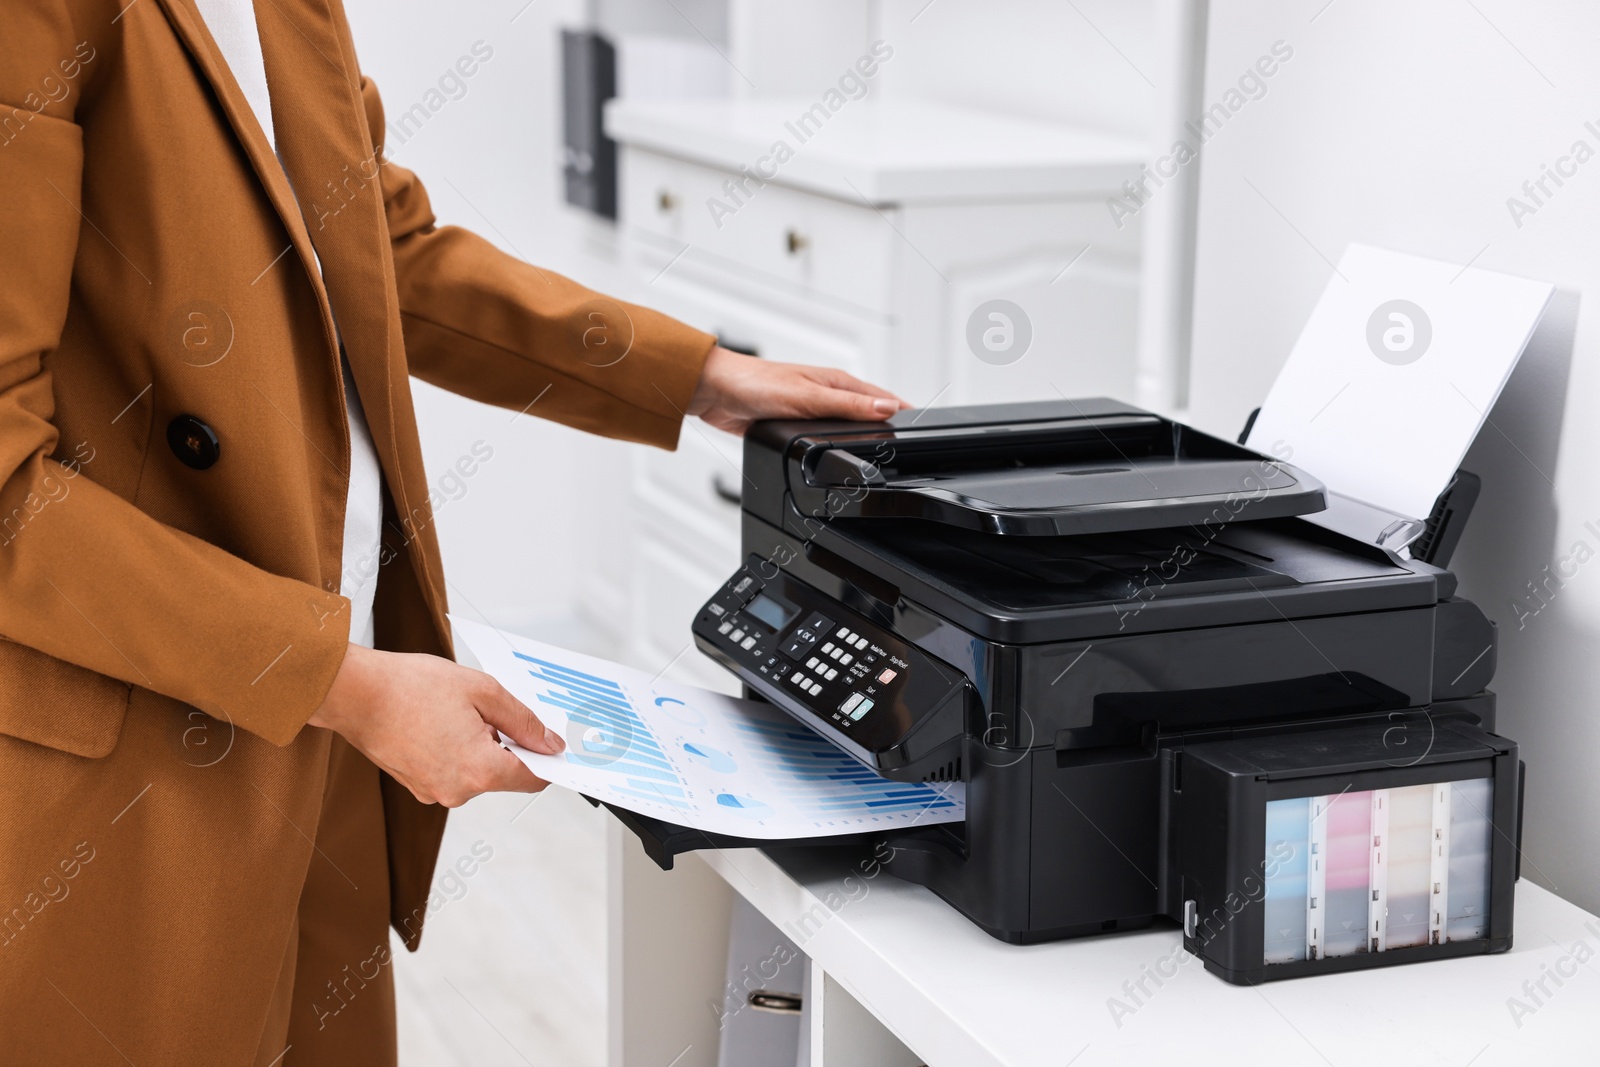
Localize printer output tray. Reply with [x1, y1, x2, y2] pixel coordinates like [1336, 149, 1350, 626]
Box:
[590, 798, 880, 870]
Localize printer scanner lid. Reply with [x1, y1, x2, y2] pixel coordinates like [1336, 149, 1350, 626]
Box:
[779, 399, 1325, 537]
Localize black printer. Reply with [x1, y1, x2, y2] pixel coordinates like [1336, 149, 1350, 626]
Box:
[616, 398, 1521, 985]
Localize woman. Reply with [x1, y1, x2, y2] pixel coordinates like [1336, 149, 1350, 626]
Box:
[0, 0, 904, 1062]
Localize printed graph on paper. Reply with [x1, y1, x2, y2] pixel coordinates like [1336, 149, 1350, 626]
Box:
[454, 617, 963, 839]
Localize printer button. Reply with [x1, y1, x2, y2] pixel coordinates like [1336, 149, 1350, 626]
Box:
[808, 682, 823, 696]
[839, 693, 864, 714]
[825, 668, 838, 681]
[877, 668, 898, 684]
[781, 636, 816, 659]
[729, 629, 745, 643]
[741, 636, 757, 650]
[853, 636, 869, 650]
[839, 653, 853, 666]
[718, 621, 733, 635]
[732, 575, 756, 595]
[708, 603, 726, 617]
[849, 698, 874, 721]
[836, 626, 850, 638]
[806, 657, 820, 669]
[821, 641, 835, 654]
[790, 672, 805, 684]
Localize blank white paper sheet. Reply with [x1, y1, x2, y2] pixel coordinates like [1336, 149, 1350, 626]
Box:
[1245, 244, 1553, 521]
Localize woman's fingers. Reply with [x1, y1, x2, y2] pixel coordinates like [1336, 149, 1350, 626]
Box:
[797, 381, 899, 420]
[474, 673, 565, 755]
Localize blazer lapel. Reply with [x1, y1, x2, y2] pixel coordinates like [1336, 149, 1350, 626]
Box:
[151, 0, 337, 328]
[155, 0, 417, 543]
[251, 0, 408, 515]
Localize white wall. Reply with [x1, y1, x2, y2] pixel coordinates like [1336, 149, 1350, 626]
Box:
[873, 0, 1157, 137]
[728, 0, 875, 97]
[596, 0, 728, 46]
[1186, 0, 1600, 911]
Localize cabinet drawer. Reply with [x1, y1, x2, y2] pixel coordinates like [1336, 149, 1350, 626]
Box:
[620, 148, 896, 315]
[631, 538, 741, 694]
[631, 426, 742, 572]
[644, 280, 881, 379]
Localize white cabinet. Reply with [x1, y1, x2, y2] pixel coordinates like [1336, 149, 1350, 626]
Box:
[603, 96, 1143, 676]
[621, 150, 897, 317]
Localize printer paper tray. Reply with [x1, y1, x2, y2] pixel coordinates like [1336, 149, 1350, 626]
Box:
[589, 797, 880, 870]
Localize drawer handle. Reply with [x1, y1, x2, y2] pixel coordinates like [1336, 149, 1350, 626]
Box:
[747, 990, 803, 1015]
[785, 228, 809, 255]
[657, 189, 678, 213]
[711, 473, 742, 506]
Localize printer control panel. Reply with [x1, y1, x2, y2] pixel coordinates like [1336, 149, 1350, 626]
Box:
[691, 556, 966, 766]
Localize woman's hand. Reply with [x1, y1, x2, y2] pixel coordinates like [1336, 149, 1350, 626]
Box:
[308, 644, 564, 807]
[687, 346, 911, 435]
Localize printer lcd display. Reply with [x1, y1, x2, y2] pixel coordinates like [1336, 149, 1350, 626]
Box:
[743, 593, 798, 634]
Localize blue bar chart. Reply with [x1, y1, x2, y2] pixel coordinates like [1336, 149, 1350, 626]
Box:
[735, 718, 959, 829]
[516, 651, 692, 812]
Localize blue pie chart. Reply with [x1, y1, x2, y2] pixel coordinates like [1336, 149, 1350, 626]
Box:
[715, 793, 770, 818]
[682, 742, 737, 773]
[654, 695, 704, 727]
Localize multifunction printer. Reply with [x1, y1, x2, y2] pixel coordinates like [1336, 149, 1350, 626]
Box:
[613, 399, 1519, 985]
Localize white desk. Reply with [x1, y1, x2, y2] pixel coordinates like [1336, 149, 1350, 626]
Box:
[609, 830, 1600, 1067]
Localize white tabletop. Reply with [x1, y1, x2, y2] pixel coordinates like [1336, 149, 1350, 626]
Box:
[698, 847, 1598, 1067]
[604, 97, 1144, 204]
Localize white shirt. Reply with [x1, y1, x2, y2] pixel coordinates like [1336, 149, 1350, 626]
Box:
[194, 0, 383, 648]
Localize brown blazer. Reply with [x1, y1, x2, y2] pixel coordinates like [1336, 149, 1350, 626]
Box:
[0, 0, 711, 951]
